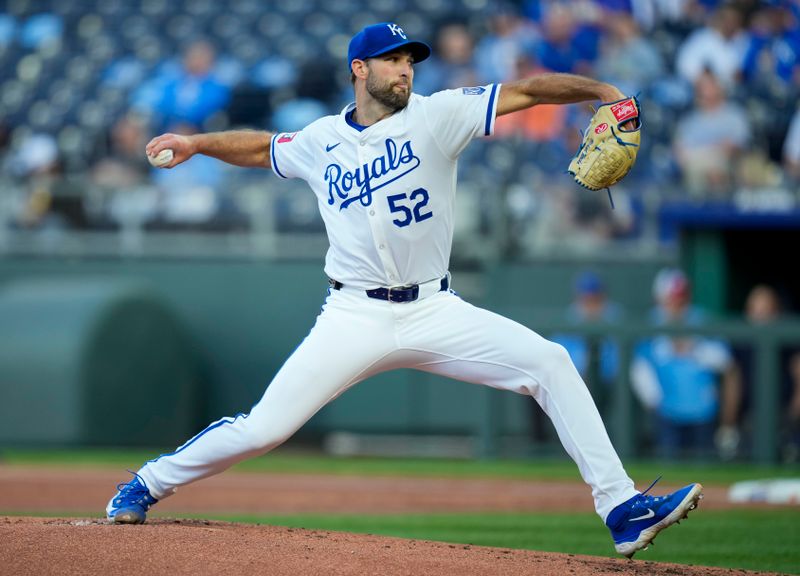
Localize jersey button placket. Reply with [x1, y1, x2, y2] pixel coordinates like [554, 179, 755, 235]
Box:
[359, 141, 400, 284]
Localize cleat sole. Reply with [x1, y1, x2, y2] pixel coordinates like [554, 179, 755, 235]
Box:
[110, 510, 146, 525]
[615, 483, 703, 559]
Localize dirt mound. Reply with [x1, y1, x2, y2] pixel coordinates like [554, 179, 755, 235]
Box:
[0, 516, 778, 576]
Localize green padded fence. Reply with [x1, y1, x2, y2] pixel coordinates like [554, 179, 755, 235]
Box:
[0, 278, 200, 447]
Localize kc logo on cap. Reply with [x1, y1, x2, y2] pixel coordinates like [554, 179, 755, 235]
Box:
[348, 22, 431, 66]
[386, 23, 407, 39]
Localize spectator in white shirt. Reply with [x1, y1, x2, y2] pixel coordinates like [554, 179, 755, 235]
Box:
[675, 4, 749, 90]
[673, 70, 751, 197]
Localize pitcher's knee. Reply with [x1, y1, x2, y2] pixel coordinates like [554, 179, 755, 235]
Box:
[538, 341, 579, 376]
[239, 420, 295, 454]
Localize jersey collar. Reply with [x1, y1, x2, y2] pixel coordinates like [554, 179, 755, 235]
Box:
[339, 98, 418, 133]
[345, 108, 367, 132]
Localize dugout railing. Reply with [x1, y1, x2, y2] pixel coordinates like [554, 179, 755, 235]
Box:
[481, 314, 800, 465]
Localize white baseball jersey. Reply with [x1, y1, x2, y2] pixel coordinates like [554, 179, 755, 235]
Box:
[131, 82, 639, 528]
[269, 84, 500, 289]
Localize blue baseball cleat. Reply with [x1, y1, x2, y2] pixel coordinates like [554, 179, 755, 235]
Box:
[106, 472, 158, 524]
[606, 478, 703, 558]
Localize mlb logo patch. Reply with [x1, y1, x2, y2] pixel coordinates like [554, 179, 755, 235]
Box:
[462, 87, 486, 95]
[278, 132, 297, 143]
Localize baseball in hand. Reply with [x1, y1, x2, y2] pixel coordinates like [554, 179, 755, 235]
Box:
[147, 148, 174, 168]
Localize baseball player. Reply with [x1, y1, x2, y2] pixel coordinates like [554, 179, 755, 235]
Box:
[107, 22, 702, 558]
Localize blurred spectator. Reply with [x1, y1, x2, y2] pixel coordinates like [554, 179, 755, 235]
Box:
[132, 40, 231, 131]
[783, 104, 800, 184]
[474, 6, 539, 84]
[551, 270, 625, 413]
[742, 4, 800, 95]
[89, 113, 156, 229]
[649, 267, 706, 324]
[150, 124, 222, 225]
[493, 57, 568, 142]
[648, 0, 710, 31]
[6, 133, 87, 230]
[90, 113, 152, 190]
[594, 11, 665, 95]
[740, 4, 800, 166]
[532, 4, 599, 75]
[736, 284, 800, 463]
[146, 123, 244, 231]
[632, 267, 742, 460]
[744, 283, 783, 324]
[270, 59, 338, 132]
[526, 177, 638, 253]
[528, 267, 624, 442]
[622, 0, 697, 32]
[672, 71, 751, 197]
[675, 3, 749, 90]
[414, 22, 479, 95]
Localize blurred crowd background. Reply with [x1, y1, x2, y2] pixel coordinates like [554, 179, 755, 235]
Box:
[1, 0, 799, 255]
[1, 0, 800, 463]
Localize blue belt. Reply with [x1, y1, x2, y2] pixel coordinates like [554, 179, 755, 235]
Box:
[329, 276, 449, 303]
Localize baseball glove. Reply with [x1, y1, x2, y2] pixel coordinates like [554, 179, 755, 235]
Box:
[567, 96, 641, 197]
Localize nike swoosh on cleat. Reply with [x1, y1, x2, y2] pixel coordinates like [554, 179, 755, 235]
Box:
[326, 142, 341, 152]
[629, 509, 655, 522]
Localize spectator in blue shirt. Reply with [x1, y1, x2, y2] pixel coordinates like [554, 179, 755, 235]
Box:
[133, 40, 231, 132]
[533, 4, 598, 75]
[632, 268, 742, 460]
[742, 5, 800, 92]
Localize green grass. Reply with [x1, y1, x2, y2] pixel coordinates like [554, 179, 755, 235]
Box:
[2, 448, 798, 485]
[166, 509, 799, 575]
[2, 449, 799, 573]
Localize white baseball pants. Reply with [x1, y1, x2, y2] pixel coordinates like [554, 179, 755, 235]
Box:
[138, 287, 637, 520]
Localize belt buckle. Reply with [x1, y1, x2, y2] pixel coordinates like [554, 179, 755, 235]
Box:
[387, 284, 418, 303]
[386, 286, 401, 302]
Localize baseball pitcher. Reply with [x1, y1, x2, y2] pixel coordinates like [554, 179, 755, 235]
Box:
[108, 23, 701, 558]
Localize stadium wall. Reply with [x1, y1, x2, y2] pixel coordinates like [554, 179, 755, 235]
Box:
[0, 256, 672, 449]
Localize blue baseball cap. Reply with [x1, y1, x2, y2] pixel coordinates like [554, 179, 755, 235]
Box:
[348, 22, 431, 67]
[575, 271, 605, 296]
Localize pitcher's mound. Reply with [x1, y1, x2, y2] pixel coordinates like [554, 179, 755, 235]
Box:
[0, 516, 778, 576]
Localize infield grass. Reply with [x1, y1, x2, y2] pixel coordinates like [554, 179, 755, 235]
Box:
[194, 509, 799, 575]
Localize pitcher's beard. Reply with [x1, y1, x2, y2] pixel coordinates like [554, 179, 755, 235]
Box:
[366, 75, 410, 110]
